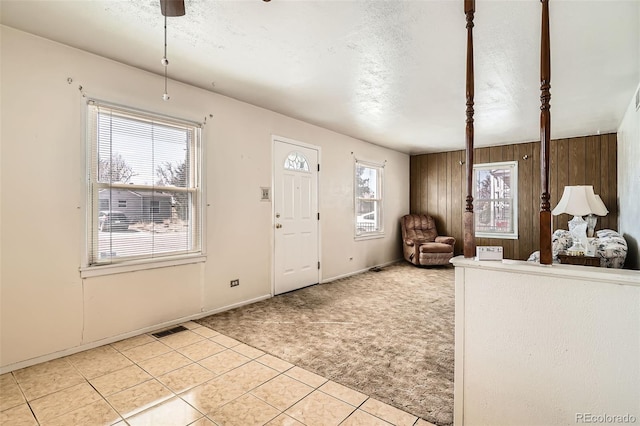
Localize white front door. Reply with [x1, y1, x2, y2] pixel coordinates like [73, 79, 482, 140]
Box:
[273, 138, 319, 295]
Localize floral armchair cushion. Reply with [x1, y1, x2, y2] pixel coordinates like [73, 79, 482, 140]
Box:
[527, 229, 627, 268]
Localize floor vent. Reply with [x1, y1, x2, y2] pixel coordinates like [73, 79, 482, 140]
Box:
[152, 325, 188, 338]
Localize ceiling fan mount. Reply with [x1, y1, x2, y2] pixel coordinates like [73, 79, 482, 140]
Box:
[160, 0, 185, 17]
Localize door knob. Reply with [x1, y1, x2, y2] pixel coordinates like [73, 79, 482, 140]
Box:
[275, 223, 282, 229]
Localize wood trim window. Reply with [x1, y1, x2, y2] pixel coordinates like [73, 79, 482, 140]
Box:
[473, 161, 518, 239]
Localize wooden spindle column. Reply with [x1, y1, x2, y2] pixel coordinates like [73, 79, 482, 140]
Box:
[539, 0, 552, 264]
[463, 0, 476, 258]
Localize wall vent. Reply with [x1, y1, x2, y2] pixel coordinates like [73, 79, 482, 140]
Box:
[151, 325, 188, 338]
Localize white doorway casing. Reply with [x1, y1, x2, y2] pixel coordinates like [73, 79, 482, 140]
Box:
[272, 137, 320, 295]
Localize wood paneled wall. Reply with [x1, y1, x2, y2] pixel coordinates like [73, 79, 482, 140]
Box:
[410, 133, 618, 260]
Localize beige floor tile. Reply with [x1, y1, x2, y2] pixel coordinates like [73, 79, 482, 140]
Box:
[360, 398, 418, 426]
[284, 366, 328, 388]
[191, 326, 219, 338]
[265, 413, 305, 426]
[198, 349, 250, 376]
[179, 376, 246, 415]
[208, 393, 280, 426]
[13, 358, 85, 401]
[126, 396, 203, 426]
[66, 345, 133, 379]
[209, 334, 242, 348]
[0, 403, 38, 426]
[0, 373, 26, 411]
[180, 321, 202, 330]
[256, 354, 294, 373]
[232, 343, 265, 359]
[415, 419, 438, 426]
[158, 363, 215, 393]
[340, 409, 393, 426]
[41, 398, 122, 426]
[110, 334, 156, 352]
[188, 417, 217, 426]
[285, 390, 356, 426]
[30, 382, 102, 423]
[138, 350, 192, 376]
[319, 381, 368, 407]
[106, 379, 173, 418]
[251, 374, 314, 411]
[0, 372, 16, 386]
[121, 340, 172, 363]
[177, 339, 226, 361]
[90, 365, 152, 396]
[157, 330, 205, 350]
[221, 361, 279, 393]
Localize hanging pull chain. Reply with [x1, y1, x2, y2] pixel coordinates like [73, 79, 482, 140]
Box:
[162, 14, 170, 101]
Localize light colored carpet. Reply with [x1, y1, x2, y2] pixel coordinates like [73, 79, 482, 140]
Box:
[197, 261, 455, 426]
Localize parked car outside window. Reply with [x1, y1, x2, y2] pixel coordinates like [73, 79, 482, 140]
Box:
[98, 211, 129, 232]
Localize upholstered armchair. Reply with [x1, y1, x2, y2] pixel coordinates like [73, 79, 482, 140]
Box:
[400, 214, 455, 266]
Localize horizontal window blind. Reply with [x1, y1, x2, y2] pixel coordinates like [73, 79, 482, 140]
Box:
[355, 160, 384, 236]
[87, 101, 202, 266]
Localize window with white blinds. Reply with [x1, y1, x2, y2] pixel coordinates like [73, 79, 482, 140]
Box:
[355, 160, 384, 238]
[86, 101, 202, 267]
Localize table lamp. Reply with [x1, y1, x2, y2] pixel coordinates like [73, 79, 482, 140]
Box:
[552, 185, 608, 255]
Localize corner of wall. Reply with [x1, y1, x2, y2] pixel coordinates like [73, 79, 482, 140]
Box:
[617, 82, 640, 269]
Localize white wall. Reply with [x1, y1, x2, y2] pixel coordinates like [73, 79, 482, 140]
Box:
[0, 26, 409, 370]
[452, 258, 640, 426]
[617, 82, 640, 270]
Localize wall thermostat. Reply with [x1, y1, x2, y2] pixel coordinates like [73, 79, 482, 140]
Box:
[476, 246, 503, 261]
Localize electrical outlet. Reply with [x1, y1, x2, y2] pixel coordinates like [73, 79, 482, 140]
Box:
[230, 279, 240, 287]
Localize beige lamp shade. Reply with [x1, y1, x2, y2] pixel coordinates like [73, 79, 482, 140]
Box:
[594, 194, 608, 214]
[552, 185, 608, 216]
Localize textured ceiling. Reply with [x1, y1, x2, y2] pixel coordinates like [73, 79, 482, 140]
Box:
[1, 0, 638, 154]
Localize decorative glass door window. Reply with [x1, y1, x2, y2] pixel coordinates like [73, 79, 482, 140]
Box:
[284, 152, 310, 172]
[473, 161, 518, 239]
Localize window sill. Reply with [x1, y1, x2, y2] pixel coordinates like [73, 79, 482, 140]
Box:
[355, 233, 385, 241]
[80, 254, 207, 278]
[475, 232, 519, 240]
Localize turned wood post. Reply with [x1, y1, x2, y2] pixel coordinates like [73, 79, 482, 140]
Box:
[539, 0, 552, 264]
[464, 0, 476, 258]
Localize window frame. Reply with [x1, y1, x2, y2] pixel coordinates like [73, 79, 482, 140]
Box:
[81, 100, 205, 277]
[354, 159, 385, 240]
[472, 160, 518, 239]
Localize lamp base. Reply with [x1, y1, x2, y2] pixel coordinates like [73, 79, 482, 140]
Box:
[566, 241, 586, 256]
[567, 215, 588, 256]
[586, 214, 598, 238]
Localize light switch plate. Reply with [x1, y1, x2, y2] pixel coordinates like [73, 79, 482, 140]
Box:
[260, 187, 271, 201]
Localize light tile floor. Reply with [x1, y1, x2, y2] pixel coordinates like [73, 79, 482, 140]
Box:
[0, 321, 436, 426]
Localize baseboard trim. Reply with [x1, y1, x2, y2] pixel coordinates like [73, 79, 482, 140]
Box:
[196, 294, 273, 319]
[0, 294, 272, 374]
[321, 258, 403, 284]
